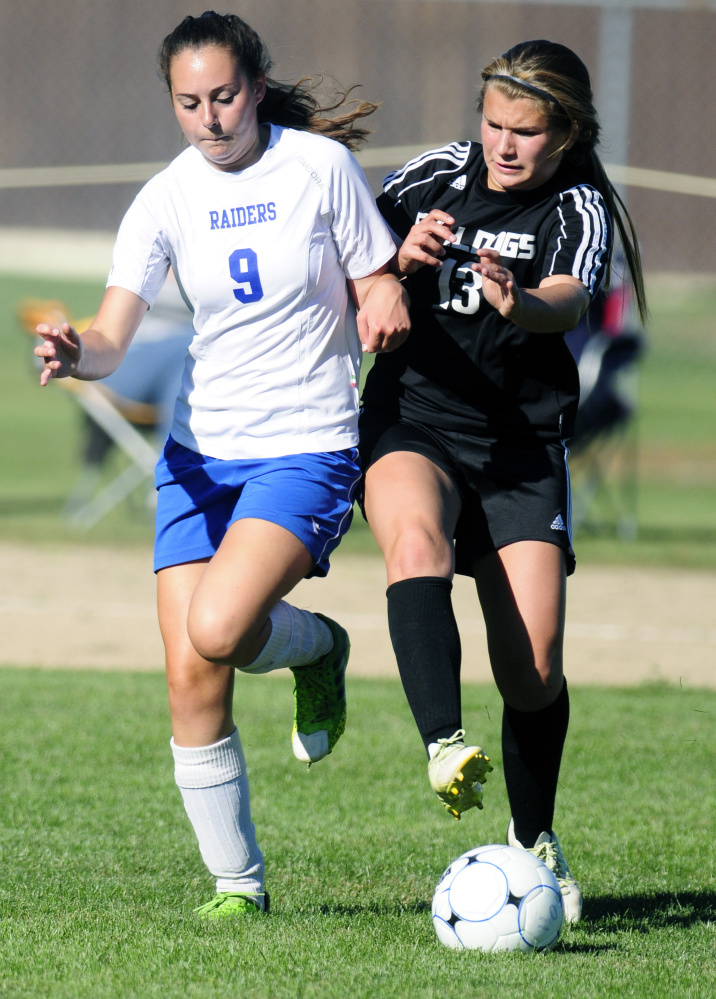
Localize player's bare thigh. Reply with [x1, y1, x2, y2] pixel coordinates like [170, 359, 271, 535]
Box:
[185, 517, 314, 665]
[364, 451, 462, 584]
[473, 540, 566, 711]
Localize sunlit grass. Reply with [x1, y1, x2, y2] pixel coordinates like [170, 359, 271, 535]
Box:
[0, 669, 713, 998]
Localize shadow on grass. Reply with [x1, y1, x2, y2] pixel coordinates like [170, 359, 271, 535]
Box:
[583, 890, 716, 930]
[319, 900, 431, 917]
[321, 892, 714, 925]
[557, 941, 618, 954]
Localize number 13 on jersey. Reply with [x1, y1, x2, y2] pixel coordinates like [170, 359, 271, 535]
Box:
[438, 257, 482, 315]
[229, 248, 264, 304]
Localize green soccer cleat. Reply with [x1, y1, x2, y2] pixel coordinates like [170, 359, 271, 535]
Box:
[290, 614, 349, 764]
[194, 891, 269, 919]
[427, 729, 493, 820]
[507, 818, 582, 924]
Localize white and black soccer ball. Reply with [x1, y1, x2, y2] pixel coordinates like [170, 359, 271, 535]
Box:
[432, 844, 563, 952]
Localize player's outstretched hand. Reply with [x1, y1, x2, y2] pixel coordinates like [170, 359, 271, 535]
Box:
[472, 248, 523, 319]
[396, 210, 456, 276]
[34, 322, 83, 385]
[357, 275, 411, 354]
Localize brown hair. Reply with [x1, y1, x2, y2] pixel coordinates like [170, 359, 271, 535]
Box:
[158, 10, 378, 151]
[478, 40, 647, 323]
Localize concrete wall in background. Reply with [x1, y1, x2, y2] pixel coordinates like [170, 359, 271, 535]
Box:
[1, 0, 715, 271]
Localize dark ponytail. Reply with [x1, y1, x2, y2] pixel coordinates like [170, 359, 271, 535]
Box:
[158, 10, 378, 151]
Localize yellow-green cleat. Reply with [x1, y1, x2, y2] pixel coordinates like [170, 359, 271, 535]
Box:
[291, 614, 349, 764]
[194, 891, 269, 919]
[428, 729, 492, 819]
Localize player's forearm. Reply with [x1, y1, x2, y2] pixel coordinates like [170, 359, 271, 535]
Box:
[509, 283, 590, 334]
[74, 285, 149, 380]
[73, 328, 131, 380]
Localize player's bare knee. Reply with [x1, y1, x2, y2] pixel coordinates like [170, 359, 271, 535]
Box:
[493, 648, 563, 711]
[537, 642, 563, 686]
[385, 522, 453, 579]
[166, 667, 215, 712]
[187, 608, 239, 664]
[188, 608, 264, 667]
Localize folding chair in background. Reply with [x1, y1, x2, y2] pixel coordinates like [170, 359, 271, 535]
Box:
[18, 287, 194, 529]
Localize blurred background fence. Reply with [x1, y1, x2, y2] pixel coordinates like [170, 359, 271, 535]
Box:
[0, 0, 715, 564]
[1, 0, 716, 271]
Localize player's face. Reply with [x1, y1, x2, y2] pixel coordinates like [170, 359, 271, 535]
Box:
[481, 88, 574, 193]
[169, 45, 267, 172]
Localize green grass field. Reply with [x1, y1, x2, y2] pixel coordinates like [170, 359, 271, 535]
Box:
[1, 271, 715, 565]
[1, 273, 715, 995]
[0, 668, 714, 998]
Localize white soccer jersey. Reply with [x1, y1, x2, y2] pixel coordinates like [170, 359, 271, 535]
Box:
[107, 126, 395, 459]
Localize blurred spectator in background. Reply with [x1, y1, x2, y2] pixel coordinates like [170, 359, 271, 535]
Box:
[564, 272, 642, 455]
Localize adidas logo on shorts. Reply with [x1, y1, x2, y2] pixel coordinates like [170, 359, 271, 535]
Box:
[550, 513, 567, 531]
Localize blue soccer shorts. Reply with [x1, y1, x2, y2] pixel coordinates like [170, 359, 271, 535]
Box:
[154, 436, 361, 577]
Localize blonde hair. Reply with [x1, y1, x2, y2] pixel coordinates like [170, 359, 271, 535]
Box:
[159, 11, 378, 151]
[478, 40, 647, 324]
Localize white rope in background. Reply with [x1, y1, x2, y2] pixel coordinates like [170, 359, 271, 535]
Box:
[1, 149, 715, 199]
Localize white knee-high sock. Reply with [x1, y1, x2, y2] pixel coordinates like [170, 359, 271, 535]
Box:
[171, 728, 265, 900]
[238, 600, 332, 675]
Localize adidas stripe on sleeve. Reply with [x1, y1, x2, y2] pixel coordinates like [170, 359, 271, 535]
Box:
[380, 142, 472, 237]
[545, 185, 612, 295]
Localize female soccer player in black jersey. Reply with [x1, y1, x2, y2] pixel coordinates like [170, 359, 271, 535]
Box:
[360, 39, 647, 923]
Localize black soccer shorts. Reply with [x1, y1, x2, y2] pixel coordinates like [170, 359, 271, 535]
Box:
[358, 411, 575, 577]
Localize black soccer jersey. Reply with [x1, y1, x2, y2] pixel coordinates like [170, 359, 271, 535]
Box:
[362, 141, 612, 441]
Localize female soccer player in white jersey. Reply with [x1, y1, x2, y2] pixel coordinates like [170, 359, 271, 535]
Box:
[34, 10, 409, 919]
[360, 40, 647, 923]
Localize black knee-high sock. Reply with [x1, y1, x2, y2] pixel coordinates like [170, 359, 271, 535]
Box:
[386, 576, 462, 753]
[502, 679, 570, 848]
